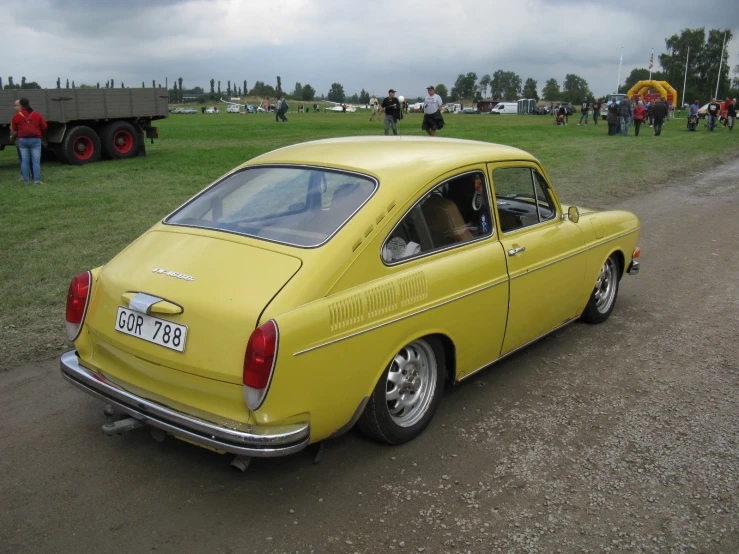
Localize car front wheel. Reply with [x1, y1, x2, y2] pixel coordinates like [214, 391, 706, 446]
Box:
[581, 254, 621, 323]
[358, 337, 445, 444]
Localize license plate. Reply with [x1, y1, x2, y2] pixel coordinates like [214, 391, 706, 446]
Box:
[115, 307, 188, 352]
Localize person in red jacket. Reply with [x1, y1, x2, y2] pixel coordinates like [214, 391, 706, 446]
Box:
[11, 97, 48, 184]
[633, 100, 646, 136]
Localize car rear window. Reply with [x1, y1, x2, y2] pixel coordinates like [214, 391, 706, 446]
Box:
[164, 166, 377, 247]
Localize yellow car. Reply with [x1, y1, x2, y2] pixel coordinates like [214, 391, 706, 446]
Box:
[61, 137, 640, 462]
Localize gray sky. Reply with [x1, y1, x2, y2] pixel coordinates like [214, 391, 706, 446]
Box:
[4, 0, 738, 99]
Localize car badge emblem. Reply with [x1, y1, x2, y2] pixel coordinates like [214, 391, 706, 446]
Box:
[151, 268, 195, 281]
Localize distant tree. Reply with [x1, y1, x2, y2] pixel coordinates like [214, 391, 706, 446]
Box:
[541, 78, 560, 101]
[142, 81, 145, 88]
[56, 77, 61, 88]
[293, 82, 303, 98]
[618, 67, 667, 95]
[433, 84, 448, 99]
[479, 74, 491, 97]
[66, 79, 69, 88]
[121, 82, 125, 88]
[21, 76, 27, 88]
[8, 76, 14, 88]
[227, 80, 231, 95]
[111, 79, 115, 88]
[490, 70, 521, 100]
[301, 84, 316, 101]
[359, 89, 370, 104]
[72, 81, 75, 88]
[97, 82, 100, 88]
[320, 93, 325, 100]
[732, 64, 739, 90]
[522, 78, 539, 100]
[659, 28, 733, 101]
[177, 77, 183, 100]
[152, 80, 156, 88]
[562, 73, 592, 104]
[327, 82, 345, 102]
[210, 79, 215, 94]
[243, 80, 247, 97]
[276, 76, 283, 95]
[451, 72, 478, 99]
[217, 80, 221, 94]
[106, 80, 110, 88]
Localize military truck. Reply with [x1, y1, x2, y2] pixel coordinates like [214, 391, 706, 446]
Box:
[0, 88, 168, 165]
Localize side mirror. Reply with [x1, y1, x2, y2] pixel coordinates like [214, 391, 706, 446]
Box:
[567, 206, 580, 223]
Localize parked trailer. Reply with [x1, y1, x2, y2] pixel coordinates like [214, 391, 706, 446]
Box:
[0, 88, 168, 165]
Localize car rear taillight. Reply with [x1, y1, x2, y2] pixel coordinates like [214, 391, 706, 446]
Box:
[243, 320, 279, 410]
[66, 271, 91, 340]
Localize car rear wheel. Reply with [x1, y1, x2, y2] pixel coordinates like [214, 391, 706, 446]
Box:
[358, 337, 445, 444]
[60, 125, 101, 165]
[101, 121, 140, 160]
[581, 254, 620, 323]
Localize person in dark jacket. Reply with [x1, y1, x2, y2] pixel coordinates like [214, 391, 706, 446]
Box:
[726, 98, 736, 131]
[618, 97, 633, 136]
[652, 98, 669, 136]
[606, 102, 620, 135]
[592, 99, 601, 125]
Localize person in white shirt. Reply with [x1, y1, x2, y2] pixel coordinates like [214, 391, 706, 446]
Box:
[369, 94, 379, 122]
[422, 85, 444, 136]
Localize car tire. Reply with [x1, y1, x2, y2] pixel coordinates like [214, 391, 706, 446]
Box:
[59, 125, 101, 165]
[358, 337, 445, 444]
[101, 121, 140, 160]
[581, 254, 621, 324]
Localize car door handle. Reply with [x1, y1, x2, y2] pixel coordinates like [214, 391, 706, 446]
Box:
[507, 246, 526, 256]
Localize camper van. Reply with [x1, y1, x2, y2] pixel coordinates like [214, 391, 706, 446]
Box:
[489, 102, 518, 115]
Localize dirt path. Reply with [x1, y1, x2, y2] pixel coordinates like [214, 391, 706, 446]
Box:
[1, 160, 738, 554]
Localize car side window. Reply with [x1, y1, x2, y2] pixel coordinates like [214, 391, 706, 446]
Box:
[493, 167, 555, 233]
[382, 171, 493, 263]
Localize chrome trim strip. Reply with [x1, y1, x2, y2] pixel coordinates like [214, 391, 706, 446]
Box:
[508, 228, 640, 281]
[293, 277, 509, 356]
[162, 164, 379, 250]
[458, 316, 580, 382]
[381, 169, 496, 267]
[60, 351, 310, 457]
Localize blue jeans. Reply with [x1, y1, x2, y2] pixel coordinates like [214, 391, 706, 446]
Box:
[18, 137, 42, 183]
[620, 116, 630, 136]
[579, 111, 589, 124]
[707, 114, 717, 131]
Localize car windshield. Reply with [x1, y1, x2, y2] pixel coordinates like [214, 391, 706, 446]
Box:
[165, 166, 377, 247]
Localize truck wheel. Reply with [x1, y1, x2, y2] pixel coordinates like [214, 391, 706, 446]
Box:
[60, 126, 101, 165]
[101, 121, 140, 160]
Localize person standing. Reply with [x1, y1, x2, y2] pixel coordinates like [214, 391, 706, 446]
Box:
[592, 99, 601, 125]
[652, 98, 668, 136]
[618, 96, 633, 136]
[578, 96, 590, 125]
[606, 101, 619, 135]
[11, 97, 47, 184]
[381, 89, 401, 135]
[422, 85, 444, 136]
[726, 98, 736, 131]
[706, 98, 720, 131]
[633, 100, 646, 136]
[369, 94, 379, 121]
[275, 98, 282, 122]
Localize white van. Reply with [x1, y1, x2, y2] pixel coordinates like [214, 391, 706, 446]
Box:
[226, 104, 241, 113]
[489, 102, 518, 115]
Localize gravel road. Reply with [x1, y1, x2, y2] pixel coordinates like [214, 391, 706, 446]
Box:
[1, 159, 737, 554]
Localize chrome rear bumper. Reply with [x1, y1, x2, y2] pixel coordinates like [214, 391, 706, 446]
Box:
[627, 259, 640, 275]
[60, 350, 310, 457]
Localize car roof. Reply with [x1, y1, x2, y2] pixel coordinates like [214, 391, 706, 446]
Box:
[242, 137, 537, 190]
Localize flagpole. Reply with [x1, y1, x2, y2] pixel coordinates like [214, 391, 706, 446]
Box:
[617, 47, 623, 92]
[649, 49, 653, 80]
[681, 46, 689, 108]
[715, 31, 727, 98]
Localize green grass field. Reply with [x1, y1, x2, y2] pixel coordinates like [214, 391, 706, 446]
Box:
[1, 111, 737, 369]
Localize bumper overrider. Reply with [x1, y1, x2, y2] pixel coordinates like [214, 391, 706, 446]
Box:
[60, 350, 310, 457]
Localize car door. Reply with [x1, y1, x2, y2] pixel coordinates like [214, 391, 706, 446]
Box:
[488, 163, 586, 355]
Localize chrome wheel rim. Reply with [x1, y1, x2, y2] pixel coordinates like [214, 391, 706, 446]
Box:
[385, 340, 437, 428]
[593, 258, 617, 313]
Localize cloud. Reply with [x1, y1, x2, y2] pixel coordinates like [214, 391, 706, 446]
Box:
[2, 0, 737, 97]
